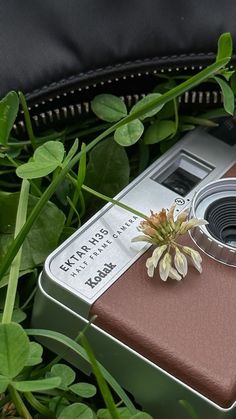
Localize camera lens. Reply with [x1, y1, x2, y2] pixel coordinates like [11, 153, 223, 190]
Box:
[205, 197, 236, 248]
[189, 178, 236, 266]
[221, 226, 236, 247]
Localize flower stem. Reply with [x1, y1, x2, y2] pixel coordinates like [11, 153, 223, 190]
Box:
[24, 392, 53, 417]
[8, 385, 32, 419]
[77, 180, 148, 220]
[2, 179, 30, 323]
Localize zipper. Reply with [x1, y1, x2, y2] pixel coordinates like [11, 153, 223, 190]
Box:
[14, 63, 228, 136]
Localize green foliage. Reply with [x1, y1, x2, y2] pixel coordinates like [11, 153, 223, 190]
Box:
[0, 91, 19, 146]
[0, 323, 29, 378]
[70, 382, 97, 398]
[91, 94, 127, 122]
[47, 363, 76, 390]
[114, 119, 144, 146]
[144, 120, 176, 144]
[85, 137, 130, 198]
[25, 342, 43, 366]
[216, 32, 233, 63]
[130, 93, 164, 120]
[0, 192, 66, 280]
[97, 408, 153, 419]
[214, 76, 235, 115]
[58, 403, 94, 419]
[16, 140, 65, 179]
[14, 376, 61, 392]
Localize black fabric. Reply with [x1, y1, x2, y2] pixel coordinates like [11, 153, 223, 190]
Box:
[0, 0, 236, 99]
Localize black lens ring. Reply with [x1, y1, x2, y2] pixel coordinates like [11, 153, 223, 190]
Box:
[205, 197, 236, 247]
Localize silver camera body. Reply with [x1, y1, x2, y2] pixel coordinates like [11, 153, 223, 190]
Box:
[32, 121, 236, 419]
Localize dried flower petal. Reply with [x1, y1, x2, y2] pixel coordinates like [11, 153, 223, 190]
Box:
[145, 245, 167, 278]
[146, 257, 155, 277]
[179, 218, 208, 234]
[167, 203, 176, 221]
[182, 246, 203, 273]
[151, 245, 167, 268]
[176, 210, 189, 223]
[169, 267, 182, 281]
[159, 252, 172, 281]
[131, 235, 153, 243]
[174, 247, 188, 276]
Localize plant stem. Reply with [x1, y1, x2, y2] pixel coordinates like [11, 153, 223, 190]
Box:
[66, 143, 87, 227]
[181, 115, 219, 127]
[81, 183, 148, 220]
[24, 392, 53, 418]
[8, 385, 32, 419]
[79, 332, 121, 419]
[18, 92, 36, 150]
[20, 286, 37, 310]
[2, 179, 30, 323]
[0, 56, 229, 282]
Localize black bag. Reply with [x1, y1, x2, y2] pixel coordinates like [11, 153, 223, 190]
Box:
[1, 1, 236, 131]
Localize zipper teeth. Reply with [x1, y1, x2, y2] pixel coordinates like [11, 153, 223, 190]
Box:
[14, 64, 229, 134]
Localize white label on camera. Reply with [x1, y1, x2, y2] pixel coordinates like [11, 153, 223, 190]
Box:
[49, 205, 149, 303]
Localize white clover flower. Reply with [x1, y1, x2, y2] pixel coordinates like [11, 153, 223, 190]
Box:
[132, 203, 206, 281]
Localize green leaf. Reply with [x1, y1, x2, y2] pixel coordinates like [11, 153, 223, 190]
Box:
[63, 138, 79, 166]
[220, 69, 235, 81]
[131, 413, 153, 419]
[70, 382, 97, 398]
[0, 308, 26, 323]
[97, 407, 133, 419]
[25, 342, 43, 366]
[230, 72, 236, 94]
[27, 329, 137, 414]
[48, 364, 76, 390]
[85, 137, 130, 199]
[114, 119, 144, 146]
[130, 94, 164, 120]
[16, 140, 65, 179]
[49, 396, 70, 416]
[0, 375, 10, 392]
[179, 400, 200, 419]
[91, 94, 127, 122]
[14, 376, 61, 392]
[144, 120, 176, 144]
[0, 323, 30, 378]
[216, 32, 233, 63]
[214, 76, 235, 115]
[0, 193, 65, 275]
[0, 91, 19, 146]
[155, 101, 175, 120]
[58, 403, 94, 419]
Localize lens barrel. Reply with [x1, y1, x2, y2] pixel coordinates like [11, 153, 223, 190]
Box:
[190, 178, 236, 267]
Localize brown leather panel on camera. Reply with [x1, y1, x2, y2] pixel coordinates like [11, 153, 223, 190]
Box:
[90, 165, 236, 407]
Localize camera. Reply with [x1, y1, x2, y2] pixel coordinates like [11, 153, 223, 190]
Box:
[32, 119, 236, 419]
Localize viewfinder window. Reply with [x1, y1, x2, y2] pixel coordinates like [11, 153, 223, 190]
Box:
[152, 152, 213, 197]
